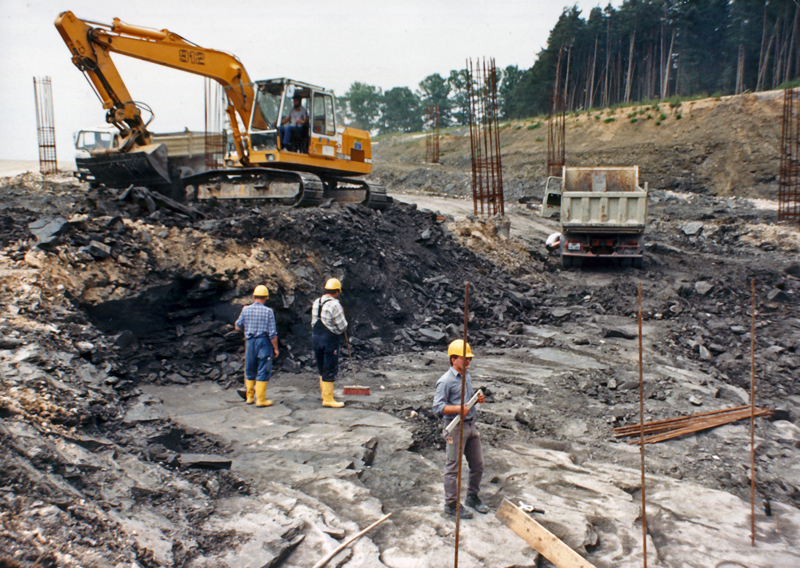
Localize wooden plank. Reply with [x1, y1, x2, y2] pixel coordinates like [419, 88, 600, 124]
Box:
[495, 499, 597, 568]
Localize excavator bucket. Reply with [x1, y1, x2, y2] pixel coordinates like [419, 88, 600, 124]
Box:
[75, 143, 171, 188]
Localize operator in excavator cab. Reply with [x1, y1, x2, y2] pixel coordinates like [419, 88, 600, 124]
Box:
[279, 94, 308, 152]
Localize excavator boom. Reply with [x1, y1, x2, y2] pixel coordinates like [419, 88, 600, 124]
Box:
[55, 11, 254, 161]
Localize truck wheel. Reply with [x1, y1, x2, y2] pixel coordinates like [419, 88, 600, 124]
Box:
[632, 257, 644, 269]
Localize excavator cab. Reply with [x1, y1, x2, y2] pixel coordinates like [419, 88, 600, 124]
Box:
[247, 79, 334, 157]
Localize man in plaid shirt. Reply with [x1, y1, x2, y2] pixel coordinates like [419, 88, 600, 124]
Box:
[311, 278, 347, 407]
[235, 285, 279, 407]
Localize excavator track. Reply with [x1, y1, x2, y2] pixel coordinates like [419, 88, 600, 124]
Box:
[319, 176, 390, 210]
[185, 168, 323, 206]
[184, 168, 390, 210]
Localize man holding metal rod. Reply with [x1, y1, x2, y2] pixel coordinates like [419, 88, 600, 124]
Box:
[433, 339, 488, 518]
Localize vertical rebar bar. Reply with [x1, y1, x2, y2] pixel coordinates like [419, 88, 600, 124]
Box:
[750, 278, 757, 546]
[638, 283, 648, 568]
[453, 281, 470, 568]
[33, 77, 58, 175]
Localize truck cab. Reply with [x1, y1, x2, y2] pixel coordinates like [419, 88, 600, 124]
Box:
[540, 175, 562, 218]
[74, 127, 120, 159]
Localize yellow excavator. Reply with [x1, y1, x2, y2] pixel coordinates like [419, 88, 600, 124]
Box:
[54, 11, 388, 208]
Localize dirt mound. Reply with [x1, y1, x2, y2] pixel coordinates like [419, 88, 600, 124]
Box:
[0, 173, 548, 390]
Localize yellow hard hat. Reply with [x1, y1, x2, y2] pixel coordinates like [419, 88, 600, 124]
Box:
[325, 278, 342, 292]
[253, 285, 269, 298]
[447, 339, 474, 358]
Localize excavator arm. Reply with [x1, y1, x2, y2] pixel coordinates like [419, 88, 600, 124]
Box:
[55, 10, 258, 162]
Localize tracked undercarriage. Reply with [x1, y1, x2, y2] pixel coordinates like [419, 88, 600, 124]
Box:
[184, 169, 390, 209]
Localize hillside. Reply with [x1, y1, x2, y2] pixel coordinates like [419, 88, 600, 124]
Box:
[374, 90, 785, 201]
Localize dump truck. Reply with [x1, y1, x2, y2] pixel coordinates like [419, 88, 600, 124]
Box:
[74, 127, 210, 189]
[55, 11, 387, 208]
[543, 166, 648, 268]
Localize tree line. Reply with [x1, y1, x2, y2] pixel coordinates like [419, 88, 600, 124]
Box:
[338, 0, 799, 133]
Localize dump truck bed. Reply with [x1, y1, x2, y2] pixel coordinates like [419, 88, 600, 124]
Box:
[153, 131, 209, 158]
[561, 167, 647, 232]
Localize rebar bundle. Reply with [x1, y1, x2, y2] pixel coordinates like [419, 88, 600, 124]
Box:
[425, 105, 440, 164]
[779, 87, 800, 224]
[33, 77, 58, 175]
[547, 93, 566, 178]
[204, 79, 226, 170]
[466, 58, 504, 218]
[614, 405, 774, 445]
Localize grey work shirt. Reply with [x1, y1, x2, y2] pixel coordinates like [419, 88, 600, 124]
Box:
[433, 367, 477, 424]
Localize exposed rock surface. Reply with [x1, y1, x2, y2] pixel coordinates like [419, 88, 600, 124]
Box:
[1, 90, 799, 567]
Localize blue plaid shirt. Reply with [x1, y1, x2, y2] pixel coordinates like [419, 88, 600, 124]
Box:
[235, 303, 277, 339]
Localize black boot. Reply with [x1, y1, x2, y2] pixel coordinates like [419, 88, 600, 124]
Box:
[466, 494, 490, 514]
[444, 501, 473, 519]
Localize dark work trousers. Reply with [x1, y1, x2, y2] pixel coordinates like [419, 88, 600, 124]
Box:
[312, 320, 340, 382]
[443, 420, 484, 504]
[245, 336, 273, 383]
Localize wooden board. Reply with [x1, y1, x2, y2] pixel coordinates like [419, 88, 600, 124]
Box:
[495, 499, 597, 568]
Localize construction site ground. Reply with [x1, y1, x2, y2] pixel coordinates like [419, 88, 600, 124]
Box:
[1, 90, 799, 568]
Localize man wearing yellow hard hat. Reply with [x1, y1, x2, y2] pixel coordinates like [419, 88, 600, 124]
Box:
[235, 285, 279, 407]
[311, 278, 347, 407]
[433, 339, 488, 519]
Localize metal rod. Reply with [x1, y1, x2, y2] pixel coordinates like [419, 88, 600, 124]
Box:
[454, 281, 470, 568]
[638, 283, 647, 568]
[750, 278, 757, 547]
[614, 405, 755, 435]
[311, 513, 392, 568]
[617, 407, 772, 438]
[626, 408, 773, 444]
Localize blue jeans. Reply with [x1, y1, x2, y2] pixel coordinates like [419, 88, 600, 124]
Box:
[279, 125, 302, 148]
[245, 336, 273, 383]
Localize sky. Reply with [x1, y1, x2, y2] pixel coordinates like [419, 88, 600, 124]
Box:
[0, 0, 614, 162]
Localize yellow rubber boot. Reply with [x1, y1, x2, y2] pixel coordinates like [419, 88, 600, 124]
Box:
[245, 380, 256, 404]
[255, 381, 273, 407]
[321, 379, 344, 408]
